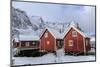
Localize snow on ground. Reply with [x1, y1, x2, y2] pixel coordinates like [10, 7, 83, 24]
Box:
[90, 36, 95, 42]
[88, 48, 95, 53]
[13, 53, 95, 66]
[60, 55, 95, 63]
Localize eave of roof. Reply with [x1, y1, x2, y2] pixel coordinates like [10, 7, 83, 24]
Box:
[63, 25, 89, 38]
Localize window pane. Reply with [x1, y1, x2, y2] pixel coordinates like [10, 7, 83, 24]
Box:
[47, 41, 50, 45]
[72, 31, 77, 37]
[69, 40, 73, 46]
[45, 33, 48, 38]
[26, 42, 29, 46]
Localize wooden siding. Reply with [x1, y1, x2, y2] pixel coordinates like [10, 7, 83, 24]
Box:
[13, 41, 39, 49]
[64, 28, 85, 53]
[40, 29, 55, 52]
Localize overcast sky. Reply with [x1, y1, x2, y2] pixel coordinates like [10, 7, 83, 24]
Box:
[12, 1, 95, 34]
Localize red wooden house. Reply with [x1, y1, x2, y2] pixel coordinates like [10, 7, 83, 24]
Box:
[13, 34, 39, 51]
[40, 27, 63, 53]
[63, 23, 91, 54]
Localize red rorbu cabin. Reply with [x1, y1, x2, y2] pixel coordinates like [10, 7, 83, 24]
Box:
[63, 25, 91, 54]
[40, 27, 63, 53]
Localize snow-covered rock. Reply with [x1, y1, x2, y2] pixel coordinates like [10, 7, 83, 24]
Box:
[11, 7, 32, 29]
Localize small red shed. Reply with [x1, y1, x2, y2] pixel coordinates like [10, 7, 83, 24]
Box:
[63, 24, 91, 54]
[40, 27, 63, 53]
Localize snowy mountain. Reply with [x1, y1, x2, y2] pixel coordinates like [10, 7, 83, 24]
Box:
[11, 7, 33, 38]
[11, 7, 43, 39]
[11, 7, 32, 29]
[29, 16, 45, 30]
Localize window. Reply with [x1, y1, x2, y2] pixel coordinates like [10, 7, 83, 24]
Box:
[45, 33, 48, 38]
[32, 42, 37, 46]
[32, 42, 35, 45]
[47, 41, 50, 45]
[69, 40, 73, 46]
[26, 42, 30, 46]
[72, 31, 77, 37]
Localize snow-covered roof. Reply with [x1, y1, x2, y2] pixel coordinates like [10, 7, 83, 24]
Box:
[63, 21, 89, 38]
[14, 38, 19, 42]
[15, 28, 40, 41]
[17, 27, 34, 35]
[70, 21, 78, 28]
[19, 34, 39, 41]
[40, 27, 63, 39]
[40, 21, 89, 39]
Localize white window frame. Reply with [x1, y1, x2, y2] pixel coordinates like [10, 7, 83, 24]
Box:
[69, 40, 73, 46]
[26, 42, 30, 46]
[72, 31, 77, 37]
[47, 41, 50, 45]
[45, 32, 48, 38]
[32, 42, 35, 45]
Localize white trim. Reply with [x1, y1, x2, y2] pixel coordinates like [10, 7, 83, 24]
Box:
[83, 38, 86, 53]
[40, 27, 63, 39]
[40, 27, 56, 39]
[68, 40, 73, 47]
[39, 39, 41, 51]
[55, 39, 56, 52]
[63, 26, 88, 38]
[64, 38, 65, 52]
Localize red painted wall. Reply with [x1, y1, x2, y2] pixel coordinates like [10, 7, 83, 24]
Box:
[13, 41, 39, 49]
[13, 42, 19, 48]
[20, 41, 39, 48]
[64, 28, 85, 52]
[40, 29, 55, 52]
